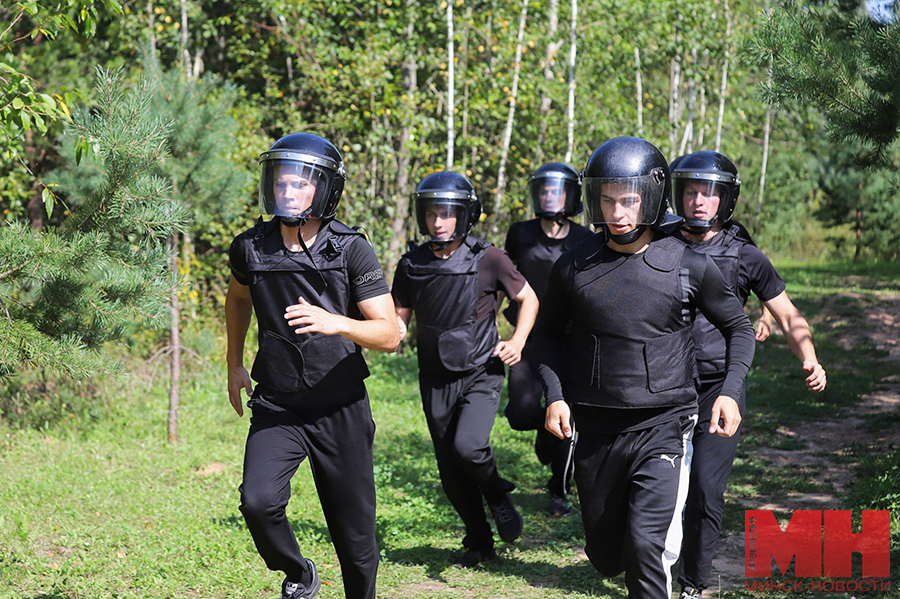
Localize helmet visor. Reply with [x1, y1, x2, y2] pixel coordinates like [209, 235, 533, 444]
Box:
[583, 175, 666, 227]
[415, 198, 470, 242]
[259, 158, 335, 220]
[673, 178, 727, 222]
[530, 176, 580, 217]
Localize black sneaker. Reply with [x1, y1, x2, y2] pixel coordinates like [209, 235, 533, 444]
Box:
[489, 493, 523, 543]
[453, 546, 496, 568]
[281, 559, 321, 599]
[547, 493, 571, 516]
[680, 586, 702, 599]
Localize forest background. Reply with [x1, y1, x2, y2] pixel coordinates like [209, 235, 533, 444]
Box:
[2, 0, 900, 596]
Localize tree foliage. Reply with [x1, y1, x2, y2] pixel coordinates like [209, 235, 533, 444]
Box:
[5, 0, 900, 387]
[0, 69, 187, 379]
[746, 0, 900, 165]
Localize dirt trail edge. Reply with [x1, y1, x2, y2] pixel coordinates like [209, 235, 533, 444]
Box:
[708, 290, 900, 594]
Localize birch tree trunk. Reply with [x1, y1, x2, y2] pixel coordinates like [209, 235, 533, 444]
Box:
[564, 0, 577, 164]
[148, 0, 156, 61]
[669, 54, 681, 158]
[492, 0, 529, 237]
[180, 0, 190, 78]
[715, 0, 732, 153]
[167, 232, 181, 443]
[460, 9, 471, 171]
[755, 63, 773, 233]
[536, 0, 561, 163]
[678, 47, 698, 156]
[446, 1, 455, 170]
[635, 46, 643, 136]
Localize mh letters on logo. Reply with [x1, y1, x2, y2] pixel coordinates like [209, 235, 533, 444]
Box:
[745, 510, 891, 578]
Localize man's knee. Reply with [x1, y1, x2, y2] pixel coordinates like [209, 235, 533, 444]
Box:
[505, 407, 539, 431]
[239, 484, 286, 521]
[585, 542, 624, 578]
[453, 440, 489, 465]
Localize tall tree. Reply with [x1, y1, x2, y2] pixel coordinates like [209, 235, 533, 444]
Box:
[151, 66, 249, 441]
[492, 0, 529, 236]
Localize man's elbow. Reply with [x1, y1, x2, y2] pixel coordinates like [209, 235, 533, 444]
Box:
[378, 322, 402, 353]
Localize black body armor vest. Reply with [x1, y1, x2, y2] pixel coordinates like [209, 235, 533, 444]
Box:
[400, 237, 498, 376]
[562, 234, 700, 409]
[688, 226, 747, 377]
[242, 219, 369, 397]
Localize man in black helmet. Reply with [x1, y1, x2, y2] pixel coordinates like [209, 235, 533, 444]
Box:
[503, 162, 593, 516]
[533, 137, 756, 599]
[671, 150, 826, 599]
[391, 171, 539, 568]
[226, 133, 400, 599]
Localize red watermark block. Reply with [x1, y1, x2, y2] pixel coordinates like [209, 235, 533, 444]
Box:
[745, 509, 891, 584]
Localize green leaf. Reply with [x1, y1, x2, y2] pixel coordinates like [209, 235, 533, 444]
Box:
[42, 187, 54, 218]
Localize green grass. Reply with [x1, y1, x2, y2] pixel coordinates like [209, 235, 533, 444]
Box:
[1, 261, 900, 598]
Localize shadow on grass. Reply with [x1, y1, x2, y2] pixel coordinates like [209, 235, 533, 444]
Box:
[384, 545, 627, 597]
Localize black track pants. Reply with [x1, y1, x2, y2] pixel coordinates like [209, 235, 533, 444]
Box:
[505, 342, 574, 496]
[678, 380, 746, 592]
[419, 357, 512, 552]
[239, 394, 378, 599]
[575, 415, 696, 599]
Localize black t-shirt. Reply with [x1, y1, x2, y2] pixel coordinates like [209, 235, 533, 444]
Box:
[736, 244, 786, 304]
[392, 244, 526, 321]
[681, 231, 786, 306]
[504, 218, 594, 327]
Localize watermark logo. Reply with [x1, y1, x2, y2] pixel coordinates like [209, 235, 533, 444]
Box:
[745, 510, 891, 592]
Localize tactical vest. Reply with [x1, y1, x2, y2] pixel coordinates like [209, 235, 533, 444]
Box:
[562, 234, 700, 409]
[505, 219, 593, 325]
[689, 226, 747, 377]
[242, 219, 370, 396]
[400, 236, 498, 376]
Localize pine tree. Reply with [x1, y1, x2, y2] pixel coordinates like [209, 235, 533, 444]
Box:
[746, 0, 900, 165]
[0, 68, 187, 379]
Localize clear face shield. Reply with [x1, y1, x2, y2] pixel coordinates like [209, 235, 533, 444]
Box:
[530, 177, 578, 217]
[673, 178, 727, 224]
[415, 199, 469, 243]
[583, 174, 666, 229]
[258, 158, 336, 222]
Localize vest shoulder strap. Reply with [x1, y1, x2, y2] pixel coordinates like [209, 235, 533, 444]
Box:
[572, 233, 607, 271]
[464, 235, 492, 255]
[643, 235, 686, 272]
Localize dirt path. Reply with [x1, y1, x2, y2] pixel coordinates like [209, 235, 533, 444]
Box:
[707, 291, 900, 594]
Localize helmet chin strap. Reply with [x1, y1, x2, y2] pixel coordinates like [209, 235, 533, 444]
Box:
[683, 217, 714, 234]
[276, 215, 327, 289]
[429, 236, 459, 250]
[278, 208, 313, 228]
[606, 224, 647, 246]
[541, 213, 568, 226]
[279, 216, 304, 227]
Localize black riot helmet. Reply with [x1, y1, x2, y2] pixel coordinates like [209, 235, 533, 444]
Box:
[582, 137, 671, 245]
[258, 132, 346, 226]
[414, 171, 482, 245]
[528, 162, 582, 223]
[672, 150, 741, 234]
[669, 154, 688, 174]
